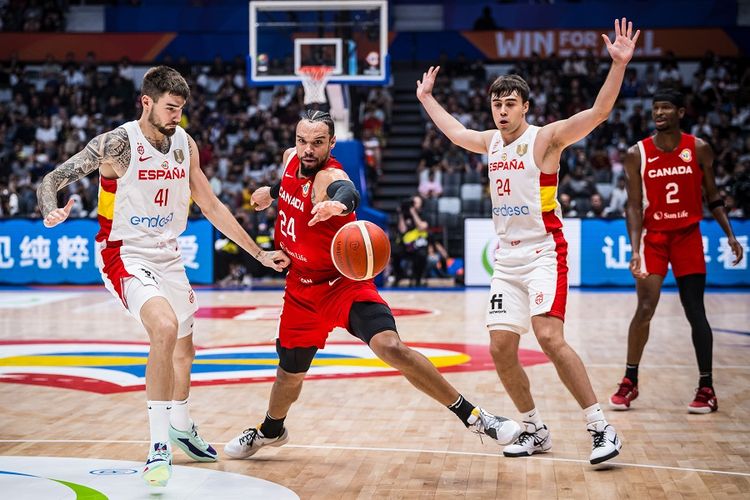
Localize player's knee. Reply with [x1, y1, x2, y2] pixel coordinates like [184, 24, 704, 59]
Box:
[634, 301, 657, 321]
[489, 339, 516, 365]
[173, 343, 195, 366]
[275, 367, 306, 389]
[535, 331, 565, 356]
[370, 333, 411, 366]
[146, 317, 178, 349]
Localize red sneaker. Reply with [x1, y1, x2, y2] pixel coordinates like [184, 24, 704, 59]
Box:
[688, 387, 718, 414]
[609, 377, 638, 410]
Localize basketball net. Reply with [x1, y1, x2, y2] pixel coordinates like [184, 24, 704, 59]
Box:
[299, 66, 333, 105]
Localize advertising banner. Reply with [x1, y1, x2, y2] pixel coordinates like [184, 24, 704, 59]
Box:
[581, 219, 750, 286]
[462, 29, 741, 60]
[0, 219, 214, 284]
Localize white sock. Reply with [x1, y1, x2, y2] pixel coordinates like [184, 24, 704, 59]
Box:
[147, 400, 172, 447]
[170, 397, 192, 431]
[521, 408, 544, 431]
[583, 403, 606, 426]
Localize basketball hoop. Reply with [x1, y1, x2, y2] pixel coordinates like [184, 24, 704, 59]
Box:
[299, 65, 333, 105]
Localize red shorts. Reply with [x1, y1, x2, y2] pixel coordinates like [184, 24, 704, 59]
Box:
[642, 224, 706, 278]
[279, 274, 387, 349]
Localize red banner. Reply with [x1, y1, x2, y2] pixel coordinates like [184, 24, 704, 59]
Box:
[462, 29, 740, 60]
[0, 33, 176, 62]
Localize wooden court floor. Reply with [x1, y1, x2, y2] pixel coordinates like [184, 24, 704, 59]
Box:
[1, 287, 749, 499]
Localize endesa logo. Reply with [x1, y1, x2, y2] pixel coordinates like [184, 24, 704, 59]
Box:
[138, 168, 185, 181]
[130, 212, 174, 228]
[493, 204, 530, 216]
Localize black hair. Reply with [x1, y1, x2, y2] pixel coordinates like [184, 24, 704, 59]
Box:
[653, 88, 685, 108]
[488, 74, 530, 103]
[141, 66, 190, 102]
[302, 109, 335, 137]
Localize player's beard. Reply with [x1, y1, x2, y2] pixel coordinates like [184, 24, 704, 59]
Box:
[148, 109, 177, 137]
[300, 152, 329, 177]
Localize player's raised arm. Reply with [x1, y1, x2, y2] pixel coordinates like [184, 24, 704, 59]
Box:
[187, 135, 290, 271]
[697, 138, 743, 265]
[308, 168, 360, 226]
[544, 18, 640, 149]
[37, 127, 130, 227]
[417, 66, 495, 154]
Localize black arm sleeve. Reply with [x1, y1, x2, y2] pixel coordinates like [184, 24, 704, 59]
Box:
[269, 181, 281, 199]
[326, 179, 360, 214]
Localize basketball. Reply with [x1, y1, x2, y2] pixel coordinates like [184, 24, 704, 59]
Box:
[331, 221, 390, 281]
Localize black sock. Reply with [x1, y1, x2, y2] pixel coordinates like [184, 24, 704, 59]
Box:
[259, 413, 285, 438]
[699, 372, 713, 389]
[448, 394, 475, 427]
[625, 364, 639, 386]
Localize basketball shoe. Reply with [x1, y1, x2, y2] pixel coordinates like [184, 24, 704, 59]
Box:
[468, 407, 522, 446]
[169, 422, 218, 462]
[142, 442, 172, 487]
[224, 426, 289, 459]
[503, 422, 552, 457]
[587, 421, 621, 465]
[688, 386, 718, 414]
[609, 377, 638, 410]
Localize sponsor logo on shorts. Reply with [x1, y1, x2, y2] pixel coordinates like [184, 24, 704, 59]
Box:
[492, 204, 530, 217]
[488, 293, 507, 314]
[130, 212, 174, 228]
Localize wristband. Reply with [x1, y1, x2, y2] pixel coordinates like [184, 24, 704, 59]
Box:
[708, 199, 725, 210]
[269, 182, 281, 199]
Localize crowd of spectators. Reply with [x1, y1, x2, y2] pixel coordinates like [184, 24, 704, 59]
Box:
[418, 51, 750, 219]
[0, 0, 66, 32]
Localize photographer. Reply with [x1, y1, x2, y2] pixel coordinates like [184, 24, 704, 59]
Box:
[394, 195, 430, 287]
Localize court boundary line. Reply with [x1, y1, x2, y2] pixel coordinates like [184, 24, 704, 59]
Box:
[1, 439, 748, 478]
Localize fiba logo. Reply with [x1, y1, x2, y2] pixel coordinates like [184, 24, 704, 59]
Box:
[680, 148, 692, 162]
[160, 160, 169, 170]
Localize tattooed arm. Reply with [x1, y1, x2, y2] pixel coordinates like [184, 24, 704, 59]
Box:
[37, 127, 130, 227]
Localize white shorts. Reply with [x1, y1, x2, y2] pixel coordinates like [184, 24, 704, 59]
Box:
[97, 240, 198, 338]
[485, 231, 568, 335]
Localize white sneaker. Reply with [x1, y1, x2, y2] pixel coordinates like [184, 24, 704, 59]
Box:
[503, 422, 552, 457]
[468, 407, 522, 446]
[224, 426, 289, 459]
[587, 420, 622, 464]
[142, 442, 172, 487]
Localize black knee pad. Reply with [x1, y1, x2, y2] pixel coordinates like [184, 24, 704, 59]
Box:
[348, 302, 398, 345]
[276, 339, 318, 373]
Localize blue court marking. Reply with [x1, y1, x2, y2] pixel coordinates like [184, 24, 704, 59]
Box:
[715, 328, 750, 337]
[0, 470, 36, 477]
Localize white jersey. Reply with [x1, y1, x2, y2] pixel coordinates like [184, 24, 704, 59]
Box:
[95, 120, 191, 246]
[487, 125, 563, 244]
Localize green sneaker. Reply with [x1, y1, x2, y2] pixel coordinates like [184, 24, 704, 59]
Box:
[169, 422, 218, 462]
[142, 442, 172, 487]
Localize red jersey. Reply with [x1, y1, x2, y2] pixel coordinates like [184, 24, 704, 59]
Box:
[275, 151, 356, 284]
[638, 133, 703, 232]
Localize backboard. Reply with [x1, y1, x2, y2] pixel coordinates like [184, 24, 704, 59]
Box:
[248, 0, 389, 86]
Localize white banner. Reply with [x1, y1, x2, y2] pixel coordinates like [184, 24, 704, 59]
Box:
[464, 218, 581, 286]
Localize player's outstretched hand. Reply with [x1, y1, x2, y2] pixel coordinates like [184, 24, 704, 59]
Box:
[251, 186, 273, 211]
[258, 250, 290, 272]
[602, 17, 640, 65]
[42, 198, 75, 228]
[416, 66, 440, 101]
[728, 237, 744, 266]
[629, 252, 649, 280]
[309, 200, 347, 226]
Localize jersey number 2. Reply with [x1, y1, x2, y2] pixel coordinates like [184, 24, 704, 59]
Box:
[279, 210, 297, 242]
[665, 182, 680, 204]
[154, 188, 169, 207]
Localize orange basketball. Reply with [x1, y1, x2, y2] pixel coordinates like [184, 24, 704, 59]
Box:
[331, 221, 391, 281]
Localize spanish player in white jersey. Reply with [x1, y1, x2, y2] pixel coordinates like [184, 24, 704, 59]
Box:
[37, 66, 290, 487]
[417, 18, 640, 464]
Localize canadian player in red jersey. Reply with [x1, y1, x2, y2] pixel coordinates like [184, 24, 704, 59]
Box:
[224, 110, 522, 458]
[610, 89, 744, 414]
